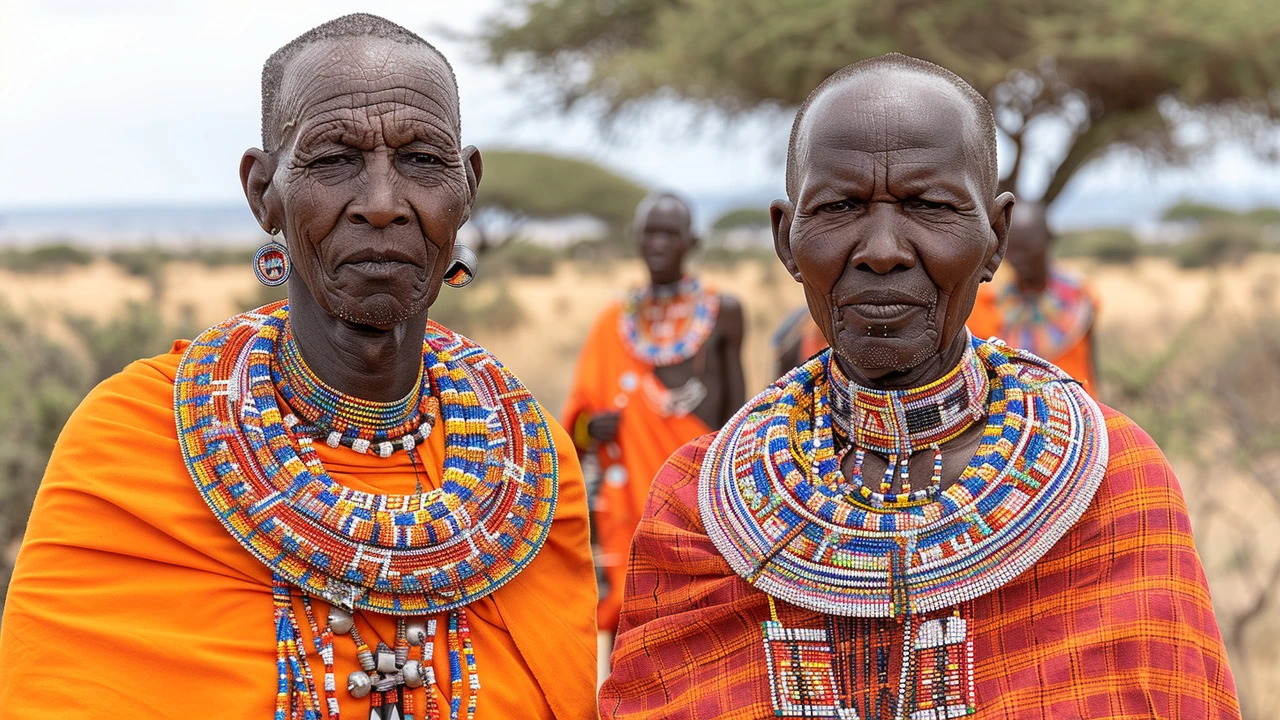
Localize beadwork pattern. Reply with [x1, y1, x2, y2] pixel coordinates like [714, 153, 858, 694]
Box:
[175, 301, 560, 615]
[699, 336, 1108, 618]
[994, 270, 1094, 361]
[617, 276, 720, 366]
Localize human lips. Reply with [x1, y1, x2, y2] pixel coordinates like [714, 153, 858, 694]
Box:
[840, 289, 929, 320]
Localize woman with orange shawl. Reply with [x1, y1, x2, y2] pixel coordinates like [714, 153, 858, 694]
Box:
[1, 15, 596, 719]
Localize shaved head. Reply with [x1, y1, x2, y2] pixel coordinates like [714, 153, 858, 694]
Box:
[633, 192, 693, 235]
[260, 13, 459, 152]
[785, 53, 997, 202]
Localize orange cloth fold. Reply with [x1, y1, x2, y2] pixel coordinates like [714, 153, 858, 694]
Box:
[563, 302, 711, 633]
[0, 341, 598, 719]
[599, 407, 1239, 719]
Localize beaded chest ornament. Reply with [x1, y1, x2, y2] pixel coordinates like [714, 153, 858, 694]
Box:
[176, 301, 559, 720]
[700, 336, 1108, 719]
[617, 276, 720, 367]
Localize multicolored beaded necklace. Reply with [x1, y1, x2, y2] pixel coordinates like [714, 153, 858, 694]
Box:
[700, 336, 1108, 719]
[617, 276, 720, 367]
[175, 301, 559, 720]
[994, 269, 1096, 360]
[824, 342, 987, 507]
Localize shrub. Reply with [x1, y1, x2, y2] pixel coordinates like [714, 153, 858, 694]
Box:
[0, 244, 95, 273]
[1173, 223, 1262, 269]
[1056, 229, 1140, 264]
[484, 241, 560, 277]
[107, 248, 172, 279]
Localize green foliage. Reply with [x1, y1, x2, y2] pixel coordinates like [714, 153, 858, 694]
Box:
[711, 207, 771, 230]
[185, 247, 257, 267]
[482, 241, 562, 278]
[1056, 229, 1140, 264]
[428, 284, 527, 337]
[64, 302, 193, 385]
[481, 0, 1280, 206]
[0, 244, 95, 273]
[471, 150, 646, 249]
[1162, 201, 1280, 226]
[1172, 222, 1262, 268]
[107, 248, 172, 281]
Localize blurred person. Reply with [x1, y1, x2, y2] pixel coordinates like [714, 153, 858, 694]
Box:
[0, 14, 597, 719]
[600, 54, 1239, 719]
[771, 305, 828, 378]
[967, 201, 1099, 394]
[562, 193, 745, 654]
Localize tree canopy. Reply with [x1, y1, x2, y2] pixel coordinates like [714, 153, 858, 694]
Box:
[481, 0, 1280, 206]
[711, 207, 771, 230]
[470, 149, 647, 250]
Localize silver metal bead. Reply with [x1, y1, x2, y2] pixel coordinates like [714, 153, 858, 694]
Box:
[328, 606, 354, 635]
[402, 659, 424, 688]
[347, 670, 372, 698]
[406, 622, 427, 646]
[375, 642, 398, 674]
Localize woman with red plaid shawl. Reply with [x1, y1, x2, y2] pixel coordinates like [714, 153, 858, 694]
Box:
[599, 54, 1240, 720]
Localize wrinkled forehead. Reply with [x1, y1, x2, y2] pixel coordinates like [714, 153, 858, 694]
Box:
[795, 72, 984, 192]
[278, 37, 459, 139]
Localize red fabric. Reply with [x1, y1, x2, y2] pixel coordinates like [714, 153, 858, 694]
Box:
[599, 407, 1240, 719]
[563, 302, 711, 632]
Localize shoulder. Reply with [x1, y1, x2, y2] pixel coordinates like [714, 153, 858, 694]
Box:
[1098, 403, 1180, 497]
[63, 341, 186, 439]
[643, 433, 718, 529]
[713, 293, 744, 335]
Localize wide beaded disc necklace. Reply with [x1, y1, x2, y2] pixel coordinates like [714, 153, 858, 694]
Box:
[175, 301, 559, 720]
[699, 336, 1107, 719]
[617, 276, 720, 367]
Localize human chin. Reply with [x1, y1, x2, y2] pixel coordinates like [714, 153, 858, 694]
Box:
[831, 306, 937, 372]
[323, 271, 431, 329]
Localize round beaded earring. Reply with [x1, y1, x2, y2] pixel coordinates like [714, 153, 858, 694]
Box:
[254, 231, 291, 287]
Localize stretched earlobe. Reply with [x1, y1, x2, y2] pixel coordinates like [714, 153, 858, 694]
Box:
[982, 192, 1016, 282]
[458, 145, 484, 228]
[241, 149, 281, 235]
[771, 199, 802, 282]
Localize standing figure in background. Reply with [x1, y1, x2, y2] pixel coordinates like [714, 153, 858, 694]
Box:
[967, 202, 1099, 394]
[563, 192, 745, 659]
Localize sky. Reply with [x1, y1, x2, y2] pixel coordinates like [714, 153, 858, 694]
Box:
[2, 0, 1279, 229]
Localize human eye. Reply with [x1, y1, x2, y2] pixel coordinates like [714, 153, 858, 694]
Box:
[818, 199, 864, 214]
[903, 197, 953, 212]
[307, 153, 355, 169]
[401, 151, 441, 166]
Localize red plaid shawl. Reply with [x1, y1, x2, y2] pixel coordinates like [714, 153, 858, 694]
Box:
[599, 406, 1240, 719]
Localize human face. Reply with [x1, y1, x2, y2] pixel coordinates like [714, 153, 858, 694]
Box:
[636, 199, 694, 286]
[772, 72, 1013, 384]
[243, 38, 481, 330]
[1005, 207, 1051, 293]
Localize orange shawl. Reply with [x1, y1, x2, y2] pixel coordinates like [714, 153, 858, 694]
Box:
[0, 342, 598, 719]
[563, 302, 711, 633]
[599, 407, 1239, 719]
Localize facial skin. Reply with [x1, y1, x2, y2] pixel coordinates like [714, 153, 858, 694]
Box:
[636, 196, 697, 286]
[241, 37, 482, 401]
[772, 70, 1014, 389]
[1004, 202, 1052, 293]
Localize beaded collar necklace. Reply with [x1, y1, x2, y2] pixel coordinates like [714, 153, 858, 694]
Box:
[699, 338, 1107, 719]
[995, 269, 1095, 360]
[175, 301, 559, 720]
[823, 341, 988, 507]
[275, 327, 439, 457]
[617, 276, 720, 366]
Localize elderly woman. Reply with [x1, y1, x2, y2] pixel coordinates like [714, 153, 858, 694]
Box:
[600, 54, 1240, 719]
[0, 14, 597, 720]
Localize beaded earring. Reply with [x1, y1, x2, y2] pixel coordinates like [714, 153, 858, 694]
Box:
[254, 230, 291, 287]
[444, 245, 478, 288]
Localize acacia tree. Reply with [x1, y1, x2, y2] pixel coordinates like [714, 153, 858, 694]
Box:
[480, 0, 1280, 205]
[470, 150, 647, 252]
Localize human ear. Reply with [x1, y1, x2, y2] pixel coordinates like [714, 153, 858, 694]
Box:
[981, 192, 1016, 282]
[771, 199, 801, 282]
[241, 149, 281, 234]
[458, 146, 483, 227]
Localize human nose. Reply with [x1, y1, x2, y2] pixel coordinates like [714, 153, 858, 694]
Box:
[347, 154, 411, 228]
[848, 205, 915, 274]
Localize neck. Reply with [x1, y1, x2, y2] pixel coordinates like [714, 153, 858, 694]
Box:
[287, 283, 427, 403]
[834, 331, 971, 391]
[647, 268, 686, 291]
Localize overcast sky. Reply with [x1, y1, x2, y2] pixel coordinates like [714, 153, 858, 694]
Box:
[2, 0, 1278, 223]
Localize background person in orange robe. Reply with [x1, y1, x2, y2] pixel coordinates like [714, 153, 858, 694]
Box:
[967, 201, 1100, 394]
[0, 14, 597, 719]
[562, 193, 745, 646]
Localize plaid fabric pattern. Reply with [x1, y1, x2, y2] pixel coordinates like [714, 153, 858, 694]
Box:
[599, 406, 1240, 719]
